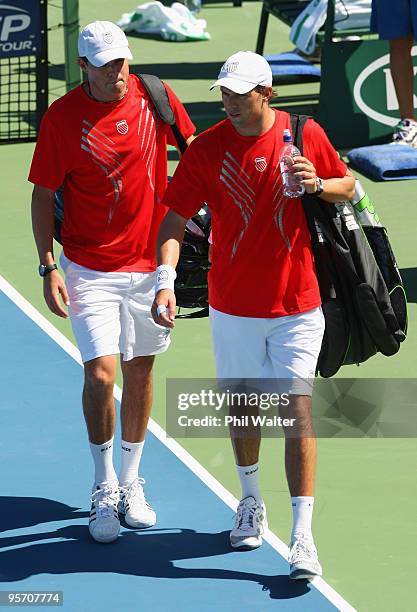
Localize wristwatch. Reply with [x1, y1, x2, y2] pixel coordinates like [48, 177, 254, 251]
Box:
[38, 263, 58, 277]
[315, 177, 324, 196]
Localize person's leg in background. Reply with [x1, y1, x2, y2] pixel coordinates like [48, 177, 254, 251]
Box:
[371, 0, 417, 146]
[390, 36, 416, 122]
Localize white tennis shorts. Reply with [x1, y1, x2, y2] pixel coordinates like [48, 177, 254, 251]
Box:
[61, 253, 170, 363]
[209, 306, 325, 396]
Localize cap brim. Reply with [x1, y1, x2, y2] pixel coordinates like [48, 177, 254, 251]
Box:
[209, 77, 256, 95]
[87, 46, 133, 67]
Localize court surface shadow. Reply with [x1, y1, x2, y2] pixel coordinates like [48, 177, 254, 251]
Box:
[0, 497, 311, 601]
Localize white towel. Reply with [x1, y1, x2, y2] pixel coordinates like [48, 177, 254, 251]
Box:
[290, 0, 371, 55]
[118, 2, 211, 41]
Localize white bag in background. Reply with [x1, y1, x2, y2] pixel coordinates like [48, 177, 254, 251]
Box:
[117, 1, 211, 41]
[290, 0, 371, 55]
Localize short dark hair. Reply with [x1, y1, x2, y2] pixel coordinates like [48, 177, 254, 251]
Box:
[254, 84, 277, 100]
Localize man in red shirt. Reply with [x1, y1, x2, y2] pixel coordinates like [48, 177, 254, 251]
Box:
[29, 20, 195, 544]
[152, 51, 355, 578]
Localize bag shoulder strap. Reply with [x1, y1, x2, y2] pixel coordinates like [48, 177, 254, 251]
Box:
[136, 73, 188, 154]
[292, 113, 359, 276]
[289, 113, 311, 155]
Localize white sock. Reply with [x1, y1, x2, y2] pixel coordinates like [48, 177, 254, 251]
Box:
[89, 437, 118, 486]
[119, 440, 144, 486]
[291, 496, 314, 541]
[236, 462, 262, 503]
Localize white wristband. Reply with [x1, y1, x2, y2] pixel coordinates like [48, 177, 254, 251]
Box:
[155, 264, 177, 294]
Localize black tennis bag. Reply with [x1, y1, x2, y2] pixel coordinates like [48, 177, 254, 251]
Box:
[174, 203, 211, 316]
[291, 114, 407, 377]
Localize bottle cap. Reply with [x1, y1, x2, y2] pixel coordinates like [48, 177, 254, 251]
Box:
[283, 129, 292, 143]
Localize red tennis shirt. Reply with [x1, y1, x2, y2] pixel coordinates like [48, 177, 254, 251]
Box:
[28, 74, 195, 271]
[163, 110, 347, 318]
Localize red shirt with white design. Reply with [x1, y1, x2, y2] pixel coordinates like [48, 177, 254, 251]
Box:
[28, 74, 195, 271]
[163, 110, 347, 318]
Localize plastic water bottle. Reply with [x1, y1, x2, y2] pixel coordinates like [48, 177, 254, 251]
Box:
[280, 129, 305, 198]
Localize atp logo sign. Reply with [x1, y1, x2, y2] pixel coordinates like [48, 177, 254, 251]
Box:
[353, 46, 417, 128]
[0, 1, 41, 58]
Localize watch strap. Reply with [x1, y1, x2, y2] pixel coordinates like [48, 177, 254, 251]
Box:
[315, 177, 324, 195]
[39, 263, 58, 277]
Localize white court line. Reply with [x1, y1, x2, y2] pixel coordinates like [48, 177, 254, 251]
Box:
[0, 274, 356, 612]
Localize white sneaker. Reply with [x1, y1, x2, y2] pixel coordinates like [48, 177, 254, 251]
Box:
[89, 481, 120, 544]
[289, 534, 322, 579]
[118, 477, 156, 528]
[230, 496, 267, 550]
[391, 119, 417, 148]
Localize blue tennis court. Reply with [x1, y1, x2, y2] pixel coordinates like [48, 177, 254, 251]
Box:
[0, 279, 355, 611]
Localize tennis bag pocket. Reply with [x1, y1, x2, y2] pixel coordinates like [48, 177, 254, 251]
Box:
[353, 282, 401, 357]
[362, 225, 408, 340]
[319, 297, 350, 378]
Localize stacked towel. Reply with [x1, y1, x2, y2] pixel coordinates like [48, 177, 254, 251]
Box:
[265, 52, 321, 78]
[347, 145, 417, 181]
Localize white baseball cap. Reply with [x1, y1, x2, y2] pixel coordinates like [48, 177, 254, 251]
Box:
[210, 51, 272, 94]
[78, 21, 133, 67]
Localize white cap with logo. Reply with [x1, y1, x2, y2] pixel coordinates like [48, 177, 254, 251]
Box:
[78, 21, 133, 67]
[210, 51, 272, 94]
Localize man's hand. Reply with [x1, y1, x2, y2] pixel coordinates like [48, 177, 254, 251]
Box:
[151, 288, 176, 329]
[43, 269, 70, 318]
[291, 155, 318, 194]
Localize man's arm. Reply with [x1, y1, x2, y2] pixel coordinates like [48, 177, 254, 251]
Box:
[31, 185, 69, 318]
[151, 209, 189, 328]
[293, 158, 356, 203]
[312, 169, 356, 203]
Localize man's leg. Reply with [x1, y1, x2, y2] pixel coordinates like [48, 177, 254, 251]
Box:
[283, 395, 316, 498]
[268, 307, 324, 578]
[117, 355, 158, 528]
[390, 36, 415, 121]
[83, 355, 117, 446]
[61, 257, 128, 544]
[119, 355, 154, 486]
[231, 428, 262, 501]
[120, 354, 155, 444]
[209, 306, 267, 550]
[83, 354, 120, 544]
[281, 394, 316, 536]
[229, 418, 267, 550]
[281, 395, 321, 579]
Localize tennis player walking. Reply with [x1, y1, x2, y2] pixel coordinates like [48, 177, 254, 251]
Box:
[29, 21, 194, 543]
[152, 51, 355, 578]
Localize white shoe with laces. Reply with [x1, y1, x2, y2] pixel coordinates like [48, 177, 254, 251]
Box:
[118, 477, 156, 528]
[288, 533, 322, 579]
[89, 481, 120, 544]
[230, 496, 267, 550]
[391, 119, 417, 148]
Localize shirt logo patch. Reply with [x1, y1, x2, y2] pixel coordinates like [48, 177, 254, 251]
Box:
[116, 120, 128, 135]
[103, 32, 114, 45]
[254, 156, 267, 172]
